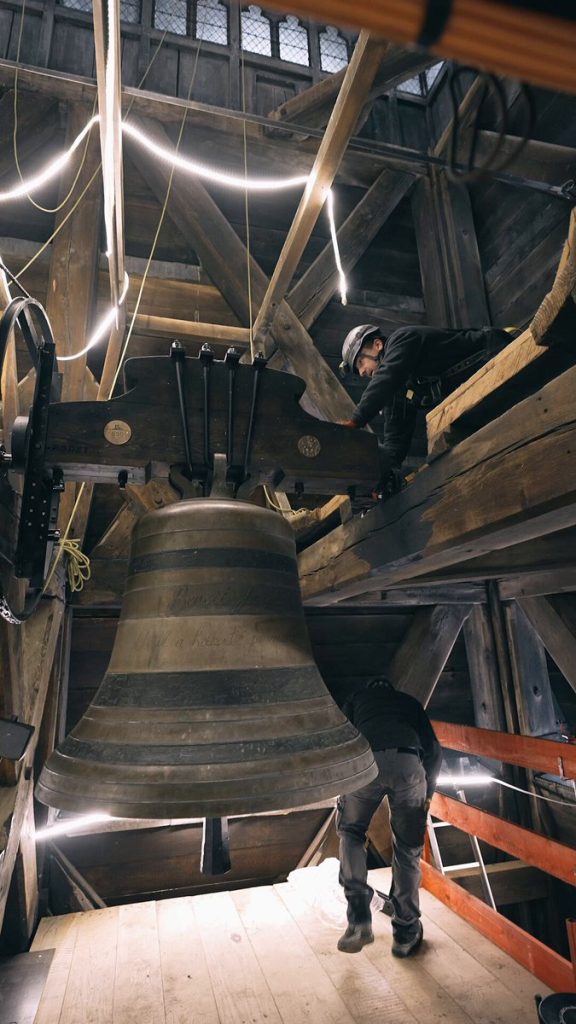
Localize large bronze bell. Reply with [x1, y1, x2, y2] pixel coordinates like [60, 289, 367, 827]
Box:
[36, 499, 377, 818]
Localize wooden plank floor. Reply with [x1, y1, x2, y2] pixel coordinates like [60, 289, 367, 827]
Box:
[31, 867, 550, 1024]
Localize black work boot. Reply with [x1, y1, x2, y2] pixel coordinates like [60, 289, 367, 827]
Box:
[391, 921, 423, 958]
[337, 894, 374, 954]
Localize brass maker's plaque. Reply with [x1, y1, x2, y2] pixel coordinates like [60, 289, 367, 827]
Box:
[104, 420, 132, 446]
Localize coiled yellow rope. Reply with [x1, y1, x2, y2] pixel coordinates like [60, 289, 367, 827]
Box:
[62, 539, 91, 593]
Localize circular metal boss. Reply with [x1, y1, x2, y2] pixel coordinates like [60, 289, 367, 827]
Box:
[104, 420, 132, 445]
[297, 435, 321, 458]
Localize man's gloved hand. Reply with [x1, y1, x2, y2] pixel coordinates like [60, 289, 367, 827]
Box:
[371, 467, 406, 502]
[338, 418, 359, 428]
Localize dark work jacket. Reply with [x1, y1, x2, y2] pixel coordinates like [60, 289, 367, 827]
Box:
[351, 326, 510, 469]
[343, 684, 442, 799]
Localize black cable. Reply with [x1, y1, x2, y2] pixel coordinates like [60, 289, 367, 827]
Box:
[418, 0, 454, 47]
[0, 259, 32, 299]
[446, 67, 535, 184]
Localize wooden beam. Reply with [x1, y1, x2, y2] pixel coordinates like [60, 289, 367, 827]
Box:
[432, 720, 576, 780]
[0, 591, 64, 936]
[503, 601, 560, 738]
[519, 595, 576, 695]
[427, 205, 576, 455]
[421, 861, 574, 993]
[45, 104, 101, 532]
[252, 33, 389, 350]
[499, 567, 576, 600]
[287, 169, 416, 330]
[92, 0, 125, 314]
[299, 363, 576, 603]
[412, 168, 489, 328]
[133, 314, 250, 345]
[388, 604, 471, 705]
[0, 61, 427, 188]
[268, 46, 431, 130]
[463, 605, 507, 733]
[430, 792, 576, 887]
[448, 860, 548, 906]
[476, 131, 576, 186]
[0, 263, 19, 449]
[348, 584, 486, 606]
[131, 115, 354, 420]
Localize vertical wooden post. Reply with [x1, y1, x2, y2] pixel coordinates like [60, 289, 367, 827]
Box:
[137, 0, 154, 85]
[0, 264, 19, 450]
[228, 1, 242, 111]
[412, 170, 489, 328]
[503, 601, 562, 739]
[36, 0, 56, 67]
[46, 103, 102, 533]
[463, 601, 507, 733]
[0, 581, 65, 942]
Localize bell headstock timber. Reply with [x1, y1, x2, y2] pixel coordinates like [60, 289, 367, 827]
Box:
[0, 299, 379, 604]
[36, 347, 379, 494]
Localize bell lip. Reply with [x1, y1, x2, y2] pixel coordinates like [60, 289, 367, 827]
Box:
[34, 759, 378, 819]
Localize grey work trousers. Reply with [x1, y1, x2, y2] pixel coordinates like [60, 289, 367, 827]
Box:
[337, 749, 427, 938]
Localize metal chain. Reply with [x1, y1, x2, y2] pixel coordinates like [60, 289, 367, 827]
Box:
[0, 592, 23, 625]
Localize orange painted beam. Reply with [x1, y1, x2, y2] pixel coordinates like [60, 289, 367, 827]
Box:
[430, 793, 576, 887]
[432, 720, 576, 780]
[421, 861, 574, 992]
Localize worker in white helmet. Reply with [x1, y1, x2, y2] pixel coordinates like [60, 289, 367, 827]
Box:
[339, 323, 513, 492]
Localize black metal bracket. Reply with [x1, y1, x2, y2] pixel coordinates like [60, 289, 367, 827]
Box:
[201, 817, 231, 875]
[169, 343, 269, 497]
[0, 298, 62, 618]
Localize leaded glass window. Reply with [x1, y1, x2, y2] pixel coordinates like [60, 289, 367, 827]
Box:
[120, 0, 140, 22]
[59, 0, 140, 23]
[278, 15, 309, 66]
[195, 0, 228, 45]
[319, 26, 348, 74]
[154, 0, 187, 35]
[58, 0, 92, 12]
[397, 74, 424, 96]
[241, 5, 272, 56]
[425, 61, 445, 91]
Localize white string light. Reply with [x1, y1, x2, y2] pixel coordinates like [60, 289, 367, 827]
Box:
[34, 812, 113, 841]
[102, 0, 118, 264]
[326, 187, 348, 306]
[121, 119, 310, 193]
[56, 272, 130, 362]
[437, 774, 494, 787]
[0, 116, 100, 203]
[2, 114, 348, 363]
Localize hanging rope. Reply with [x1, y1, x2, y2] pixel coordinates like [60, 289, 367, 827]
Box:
[63, 539, 91, 592]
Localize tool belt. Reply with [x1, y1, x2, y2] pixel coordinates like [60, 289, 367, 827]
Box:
[411, 349, 488, 408]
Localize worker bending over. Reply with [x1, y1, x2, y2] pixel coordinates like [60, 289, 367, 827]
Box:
[339, 323, 513, 491]
[337, 678, 442, 957]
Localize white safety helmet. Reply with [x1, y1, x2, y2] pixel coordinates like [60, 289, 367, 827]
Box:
[339, 324, 381, 376]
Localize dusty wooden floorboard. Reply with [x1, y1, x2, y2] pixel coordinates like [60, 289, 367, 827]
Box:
[30, 871, 551, 1023]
